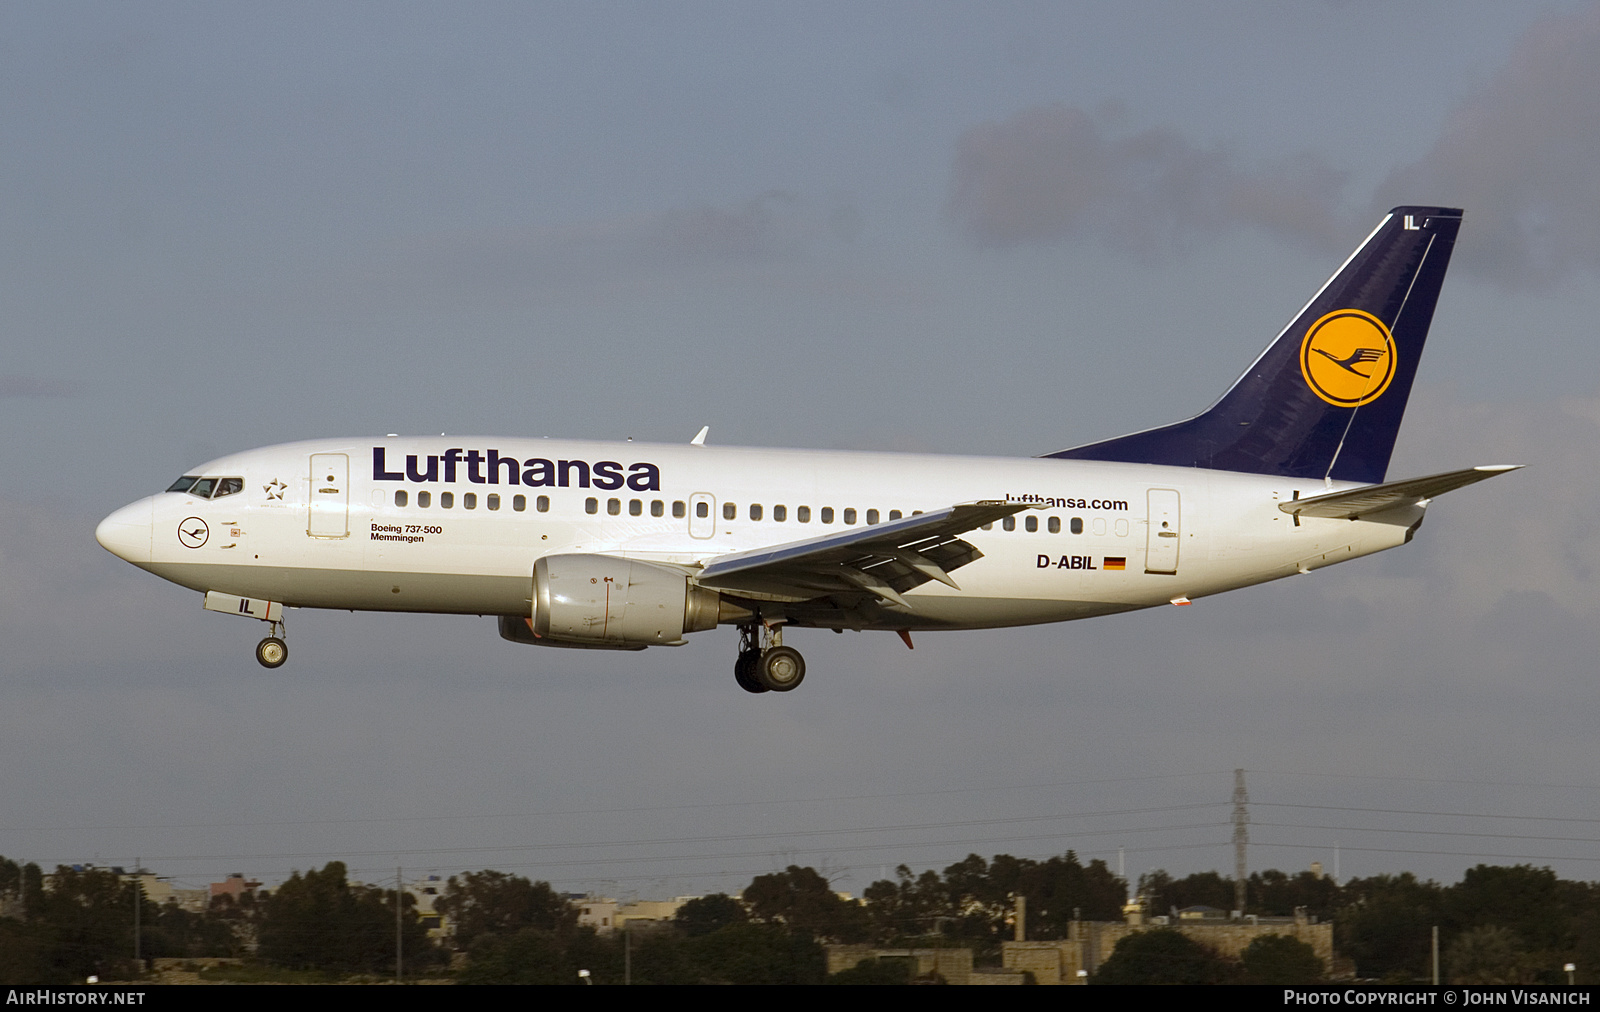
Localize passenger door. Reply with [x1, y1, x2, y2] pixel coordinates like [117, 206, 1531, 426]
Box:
[307, 453, 350, 538]
[1145, 488, 1180, 574]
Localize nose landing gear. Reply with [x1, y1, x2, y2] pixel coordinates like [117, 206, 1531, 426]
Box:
[734, 623, 805, 694]
[255, 619, 287, 669]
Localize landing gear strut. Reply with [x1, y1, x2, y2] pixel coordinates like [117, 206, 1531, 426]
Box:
[255, 620, 287, 669]
[734, 623, 805, 693]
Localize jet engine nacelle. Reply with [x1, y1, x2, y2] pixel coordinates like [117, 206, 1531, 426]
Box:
[524, 553, 721, 648]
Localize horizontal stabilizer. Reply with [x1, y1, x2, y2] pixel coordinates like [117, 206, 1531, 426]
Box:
[1279, 465, 1521, 520]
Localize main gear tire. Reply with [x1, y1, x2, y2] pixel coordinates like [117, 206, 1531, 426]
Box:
[757, 646, 805, 692]
[734, 649, 767, 693]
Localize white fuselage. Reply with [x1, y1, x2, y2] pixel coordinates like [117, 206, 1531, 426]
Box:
[96, 437, 1421, 633]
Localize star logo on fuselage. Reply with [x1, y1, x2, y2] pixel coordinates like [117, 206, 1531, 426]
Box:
[264, 479, 287, 500]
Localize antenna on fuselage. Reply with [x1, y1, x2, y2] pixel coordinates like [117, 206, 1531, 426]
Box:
[690, 426, 710, 446]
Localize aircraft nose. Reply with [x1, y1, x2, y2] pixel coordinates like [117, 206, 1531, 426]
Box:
[96, 499, 153, 564]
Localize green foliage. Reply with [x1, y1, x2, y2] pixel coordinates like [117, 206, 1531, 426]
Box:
[674, 893, 747, 937]
[1091, 929, 1239, 985]
[256, 862, 437, 975]
[1446, 925, 1543, 985]
[865, 850, 1124, 948]
[681, 922, 825, 985]
[435, 870, 576, 948]
[1240, 934, 1324, 984]
[743, 866, 869, 943]
[1336, 872, 1444, 980]
[1140, 869, 1233, 916]
[827, 956, 913, 985]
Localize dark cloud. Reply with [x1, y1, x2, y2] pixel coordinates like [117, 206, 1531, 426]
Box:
[1377, 4, 1600, 288]
[947, 104, 1348, 261]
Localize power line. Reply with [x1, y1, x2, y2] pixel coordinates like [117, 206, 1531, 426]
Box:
[1256, 801, 1600, 824]
[0, 770, 1233, 835]
[65, 803, 1226, 865]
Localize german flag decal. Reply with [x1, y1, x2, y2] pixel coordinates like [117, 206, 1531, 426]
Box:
[1103, 557, 1126, 571]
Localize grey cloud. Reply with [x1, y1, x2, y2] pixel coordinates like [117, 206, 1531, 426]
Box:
[947, 104, 1348, 261]
[1377, 4, 1600, 288]
[364, 192, 854, 298]
[0, 374, 79, 398]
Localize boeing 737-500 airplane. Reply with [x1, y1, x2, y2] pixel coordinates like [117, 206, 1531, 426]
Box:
[97, 206, 1516, 693]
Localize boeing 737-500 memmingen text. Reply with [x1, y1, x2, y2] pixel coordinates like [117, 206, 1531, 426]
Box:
[97, 206, 1516, 694]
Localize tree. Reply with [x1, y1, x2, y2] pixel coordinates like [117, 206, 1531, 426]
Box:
[674, 893, 747, 938]
[1336, 873, 1445, 980]
[828, 956, 912, 984]
[435, 870, 576, 948]
[1447, 926, 1542, 985]
[257, 862, 435, 974]
[1092, 929, 1238, 985]
[1241, 934, 1324, 984]
[743, 866, 869, 943]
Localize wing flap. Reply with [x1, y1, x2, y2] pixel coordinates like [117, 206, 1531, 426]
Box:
[1279, 465, 1521, 520]
[695, 500, 1027, 605]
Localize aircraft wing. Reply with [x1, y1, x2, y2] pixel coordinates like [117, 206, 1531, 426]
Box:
[1279, 465, 1522, 520]
[694, 501, 1032, 606]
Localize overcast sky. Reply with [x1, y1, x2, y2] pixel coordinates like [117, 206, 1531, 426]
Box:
[3, 1, 1599, 903]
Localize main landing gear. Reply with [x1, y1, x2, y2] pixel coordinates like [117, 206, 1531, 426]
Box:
[255, 620, 287, 669]
[734, 623, 805, 694]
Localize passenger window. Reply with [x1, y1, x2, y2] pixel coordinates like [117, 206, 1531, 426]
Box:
[1115, 518, 1129, 537]
[750, 504, 763, 521]
[607, 498, 621, 515]
[1025, 516, 1038, 532]
[418, 491, 432, 508]
[1048, 516, 1060, 534]
[487, 493, 500, 510]
[464, 493, 477, 510]
[981, 522, 993, 530]
[696, 502, 709, 519]
[395, 490, 408, 507]
[513, 494, 526, 512]
[844, 508, 857, 525]
[585, 498, 598, 514]
[1002, 516, 1015, 531]
[797, 506, 811, 523]
[723, 503, 736, 521]
[1092, 518, 1107, 536]
[866, 509, 879, 525]
[441, 492, 454, 509]
[537, 496, 549, 512]
[889, 510, 901, 520]
[651, 500, 664, 517]
[672, 501, 685, 518]
[773, 505, 786, 522]
[629, 499, 642, 516]
[821, 507, 834, 524]
[1071, 517, 1084, 534]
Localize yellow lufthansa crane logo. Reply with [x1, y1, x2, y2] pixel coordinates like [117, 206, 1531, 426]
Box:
[1299, 309, 1396, 407]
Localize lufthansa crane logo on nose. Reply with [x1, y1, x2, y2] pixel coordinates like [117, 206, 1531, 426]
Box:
[178, 517, 209, 549]
[1299, 309, 1396, 408]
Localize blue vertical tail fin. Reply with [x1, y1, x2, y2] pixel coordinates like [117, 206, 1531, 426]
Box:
[1047, 207, 1463, 485]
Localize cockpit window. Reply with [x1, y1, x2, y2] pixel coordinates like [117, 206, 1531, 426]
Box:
[165, 475, 245, 499]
